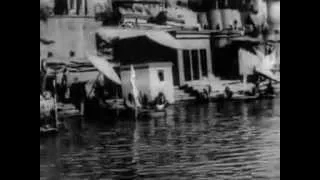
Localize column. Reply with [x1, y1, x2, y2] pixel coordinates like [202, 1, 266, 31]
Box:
[76, 0, 82, 15]
[189, 50, 194, 81]
[207, 47, 213, 75]
[177, 50, 185, 85]
[198, 49, 203, 80]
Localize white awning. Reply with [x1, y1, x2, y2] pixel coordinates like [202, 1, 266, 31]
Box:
[86, 53, 122, 85]
[255, 68, 280, 82]
[96, 28, 182, 49]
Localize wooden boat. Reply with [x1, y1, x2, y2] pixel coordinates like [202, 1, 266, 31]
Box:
[230, 95, 260, 101]
[211, 95, 258, 102]
[259, 93, 278, 99]
[211, 93, 277, 102]
[40, 126, 58, 136]
[138, 108, 167, 119]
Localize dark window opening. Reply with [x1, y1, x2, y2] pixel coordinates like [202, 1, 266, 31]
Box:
[54, 0, 88, 16]
[200, 49, 208, 77]
[191, 50, 200, 80]
[54, 0, 68, 15]
[183, 50, 191, 81]
[219, 0, 227, 9]
[158, 70, 165, 82]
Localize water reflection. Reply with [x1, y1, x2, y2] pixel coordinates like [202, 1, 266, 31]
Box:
[40, 98, 280, 179]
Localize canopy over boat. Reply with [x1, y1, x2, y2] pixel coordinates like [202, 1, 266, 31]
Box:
[255, 67, 280, 82]
[86, 53, 121, 85]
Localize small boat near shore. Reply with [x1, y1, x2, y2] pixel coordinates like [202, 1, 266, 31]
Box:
[40, 126, 58, 136]
[210, 92, 279, 102]
[84, 97, 168, 120]
[138, 108, 167, 119]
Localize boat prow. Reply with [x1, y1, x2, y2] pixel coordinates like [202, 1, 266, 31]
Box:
[155, 104, 166, 111]
[139, 109, 167, 119]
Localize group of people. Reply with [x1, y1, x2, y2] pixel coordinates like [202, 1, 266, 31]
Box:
[197, 76, 275, 102]
[40, 52, 69, 101]
[40, 51, 89, 115]
[40, 91, 56, 127]
[198, 85, 233, 101]
[249, 75, 275, 97]
[125, 92, 168, 112]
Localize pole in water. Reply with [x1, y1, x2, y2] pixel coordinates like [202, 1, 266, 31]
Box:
[53, 79, 59, 128]
[80, 101, 85, 116]
[243, 74, 248, 90]
[116, 87, 120, 117]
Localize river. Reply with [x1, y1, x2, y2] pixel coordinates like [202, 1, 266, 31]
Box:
[40, 98, 280, 180]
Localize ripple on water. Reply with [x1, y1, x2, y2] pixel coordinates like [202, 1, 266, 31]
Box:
[40, 98, 280, 179]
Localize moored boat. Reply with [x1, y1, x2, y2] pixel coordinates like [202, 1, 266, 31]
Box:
[138, 108, 167, 119]
[40, 126, 58, 136]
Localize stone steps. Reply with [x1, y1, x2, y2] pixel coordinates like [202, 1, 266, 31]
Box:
[174, 86, 197, 102]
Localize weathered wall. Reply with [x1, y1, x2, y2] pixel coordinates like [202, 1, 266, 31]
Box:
[40, 17, 102, 60]
[149, 64, 175, 103]
[176, 36, 213, 84]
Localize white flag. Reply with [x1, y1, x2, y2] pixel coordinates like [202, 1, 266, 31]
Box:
[130, 65, 142, 108]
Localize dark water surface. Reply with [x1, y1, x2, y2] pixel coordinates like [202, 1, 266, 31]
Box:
[40, 98, 280, 180]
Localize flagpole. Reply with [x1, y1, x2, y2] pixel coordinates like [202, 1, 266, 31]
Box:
[87, 72, 101, 99]
[130, 64, 141, 120]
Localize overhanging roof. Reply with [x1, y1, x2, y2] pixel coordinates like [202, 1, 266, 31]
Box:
[96, 28, 182, 49]
[231, 36, 264, 43]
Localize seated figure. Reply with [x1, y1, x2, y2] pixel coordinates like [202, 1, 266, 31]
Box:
[154, 92, 167, 111]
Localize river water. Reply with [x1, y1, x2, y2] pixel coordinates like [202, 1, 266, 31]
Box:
[40, 98, 280, 180]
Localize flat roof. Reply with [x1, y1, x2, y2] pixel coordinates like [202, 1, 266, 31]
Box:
[120, 62, 173, 70]
[113, 0, 162, 5]
[47, 15, 95, 19]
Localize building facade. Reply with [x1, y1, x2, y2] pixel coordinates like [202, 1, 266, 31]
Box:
[110, 30, 213, 87]
[120, 62, 175, 103]
[171, 31, 213, 85]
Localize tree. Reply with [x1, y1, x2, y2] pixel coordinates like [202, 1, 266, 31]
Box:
[40, 6, 50, 22]
[40, 2, 55, 44]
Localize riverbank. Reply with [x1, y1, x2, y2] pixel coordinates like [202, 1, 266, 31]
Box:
[40, 97, 280, 179]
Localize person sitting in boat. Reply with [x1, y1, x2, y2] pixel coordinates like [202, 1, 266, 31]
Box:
[224, 86, 233, 99]
[154, 92, 168, 111]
